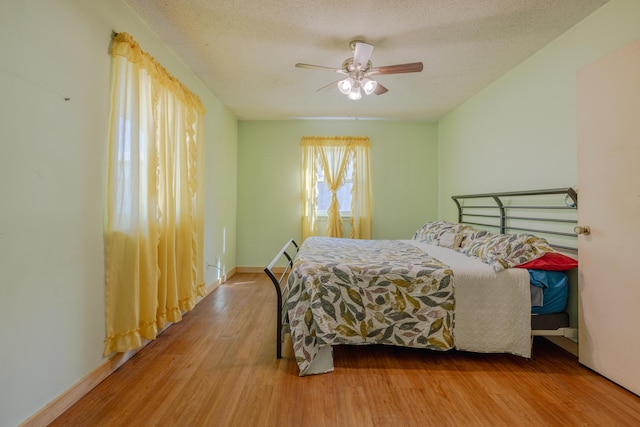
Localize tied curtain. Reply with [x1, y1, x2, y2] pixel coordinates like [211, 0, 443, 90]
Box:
[301, 136, 371, 241]
[103, 32, 206, 356]
[317, 144, 351, 238]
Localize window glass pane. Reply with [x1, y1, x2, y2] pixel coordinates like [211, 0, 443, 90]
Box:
[316, 163, 352, 213]
[317, 181, 331, 211]
[337, 182, 352, 212]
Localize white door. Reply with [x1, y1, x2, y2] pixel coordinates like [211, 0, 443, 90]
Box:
[576, 39, 640, 395]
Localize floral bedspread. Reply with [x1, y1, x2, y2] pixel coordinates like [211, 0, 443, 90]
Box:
[285, 237, 455, 375]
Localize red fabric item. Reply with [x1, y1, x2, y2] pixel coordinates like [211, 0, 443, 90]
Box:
[515, 251, 578, 271]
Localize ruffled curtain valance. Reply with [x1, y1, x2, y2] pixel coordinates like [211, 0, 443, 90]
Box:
[111, 32, 206, 114]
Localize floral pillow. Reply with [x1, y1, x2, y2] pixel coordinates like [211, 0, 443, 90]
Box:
[462, 232, 554, 271]
[457, 228, 490, 252]
[461, 231, 498, 258]
[412, 221, 472, 245]
[412, 221, 451, 241]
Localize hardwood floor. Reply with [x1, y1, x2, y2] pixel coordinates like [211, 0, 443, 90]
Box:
[51, 273, 640, 427]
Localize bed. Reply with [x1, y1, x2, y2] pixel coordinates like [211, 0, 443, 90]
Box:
[265, 188, 579, 375]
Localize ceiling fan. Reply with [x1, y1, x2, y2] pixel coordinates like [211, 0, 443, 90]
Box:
[295, 40, 423, 100]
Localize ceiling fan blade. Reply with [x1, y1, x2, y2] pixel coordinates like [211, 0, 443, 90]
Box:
[374, 83, 389, 95]
[353, 41, 374, 70]
[368, 62, 423, 75]
[316, 80, 339, 92]
[295, 63, 346, 74]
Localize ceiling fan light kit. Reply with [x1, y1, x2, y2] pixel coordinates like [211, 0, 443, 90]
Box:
[347, 83, 362, 100]
[362, 78, 377, 95]
[295, 40, 423, 100]
[337, 76, 355, 94]
[337, 77, 373, 100]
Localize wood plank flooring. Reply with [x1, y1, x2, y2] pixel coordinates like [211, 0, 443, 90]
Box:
[50, 273, 640, 426]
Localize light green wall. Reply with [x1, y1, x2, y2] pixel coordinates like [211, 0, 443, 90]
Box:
[237, 120, 439, 267]
[203, 96, 238, 282]
[438, 0, 640, 222]
[4, 0, 639, 424]
[0, 1, 237, 425]
[437, 0, 640, 331]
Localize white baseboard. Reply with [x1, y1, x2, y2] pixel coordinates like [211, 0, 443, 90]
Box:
[21, 340, 152, 427]
[20, 272, 233, 427]
[236, 266, 286, 274]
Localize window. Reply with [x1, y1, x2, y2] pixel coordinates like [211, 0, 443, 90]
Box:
[316, 157, 353, 216]
[301, 136, 371, 240]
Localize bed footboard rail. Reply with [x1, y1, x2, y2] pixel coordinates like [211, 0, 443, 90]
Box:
[264, 239, 299, 359]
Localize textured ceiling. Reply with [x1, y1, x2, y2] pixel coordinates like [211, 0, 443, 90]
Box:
[124, 0, 607, 120]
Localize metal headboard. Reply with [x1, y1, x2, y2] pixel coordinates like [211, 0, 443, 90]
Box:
[451, 187, 578, 252]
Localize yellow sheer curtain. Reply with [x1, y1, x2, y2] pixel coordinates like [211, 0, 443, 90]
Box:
[350, 139, 372, 239]
[103, 33, 206, 356]
[301, 142, 318, 240]
[301, 136, 371, 240]
[317, 144, 352, 237]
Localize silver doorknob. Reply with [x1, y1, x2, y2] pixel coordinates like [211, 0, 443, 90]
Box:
[574, 225, 591, 235]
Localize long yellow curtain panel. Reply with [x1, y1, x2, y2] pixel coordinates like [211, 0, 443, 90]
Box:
[103, 32, 206, 356]
[301, 136, 372, 241]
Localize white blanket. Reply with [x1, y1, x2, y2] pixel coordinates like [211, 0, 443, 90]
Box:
[405, 241, 532, 358]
